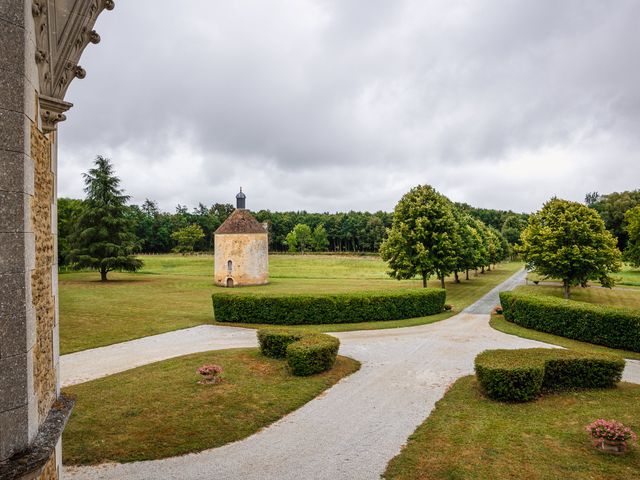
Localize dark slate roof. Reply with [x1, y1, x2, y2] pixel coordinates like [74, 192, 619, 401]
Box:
[215, 209, 267, 234]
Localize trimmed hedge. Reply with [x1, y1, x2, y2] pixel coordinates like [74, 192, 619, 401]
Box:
[257, 329, 339, 376]
[475, 348, 625, 402]
[257, 329, 303, 358]
[213, 289, 446, 325]
[499, 291, 640, 352]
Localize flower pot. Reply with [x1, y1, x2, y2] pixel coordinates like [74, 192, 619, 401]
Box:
[594, 438, 627, 455]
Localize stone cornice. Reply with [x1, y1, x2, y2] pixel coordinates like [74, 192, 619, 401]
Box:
[32, 0, 114, 132]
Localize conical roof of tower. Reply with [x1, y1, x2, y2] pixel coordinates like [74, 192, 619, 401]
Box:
[215, 209, 267, 234]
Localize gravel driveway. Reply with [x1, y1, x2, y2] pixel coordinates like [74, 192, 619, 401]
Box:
[62, 269, 640, 480]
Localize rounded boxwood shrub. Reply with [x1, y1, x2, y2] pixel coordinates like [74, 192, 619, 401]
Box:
[286, 334, 340, 376]
[257, 329, 340, 376]
[475, 348, 625, 402]
[213, 288, 446, 325]
[257, 329, 303, 359]
[499, 291, 640, 352]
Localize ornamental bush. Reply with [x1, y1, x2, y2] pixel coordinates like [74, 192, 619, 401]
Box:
[257, 329, 340, 376]
[257, 329, 304, 358]
[213, 289, 446, 325]
[499, 291, 640, 352]
[475, 349, 624, 402]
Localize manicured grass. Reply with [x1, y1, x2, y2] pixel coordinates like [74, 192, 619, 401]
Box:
[384, 376, 640, 480]
[60, 255, 523, 353]
[62, 348, 359, 464]
[490, 315, 640, 361]
[514, 284, 640, 310]
[526, 263, 640, 289]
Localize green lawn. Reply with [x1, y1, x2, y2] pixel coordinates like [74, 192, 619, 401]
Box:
[62, 348, 359, 464]
[526, 263, 640, 288]
[514, 284, 640, 310]
[384, 376, 640, 480]
[60, 255, 523, 354]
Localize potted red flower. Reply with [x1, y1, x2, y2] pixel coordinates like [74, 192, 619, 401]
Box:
[196, 364, 224, 385]
[586, 419, 637, 455]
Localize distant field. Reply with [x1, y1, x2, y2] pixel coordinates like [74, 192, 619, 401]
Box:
[526, 263, 640, 288]
[59, 255, 522, 354]
[514, 284, 640, 310]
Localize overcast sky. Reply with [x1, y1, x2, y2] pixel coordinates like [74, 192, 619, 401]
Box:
[58, 0, 640, 214]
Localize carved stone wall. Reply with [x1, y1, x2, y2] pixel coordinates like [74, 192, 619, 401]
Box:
[36, 451, 57, 480]
[30, 123, 56, 421]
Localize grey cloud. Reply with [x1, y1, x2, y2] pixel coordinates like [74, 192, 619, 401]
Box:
[58, 0, 640, 213]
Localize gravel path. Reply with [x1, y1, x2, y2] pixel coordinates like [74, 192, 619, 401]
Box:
[62, 269, 640, 480]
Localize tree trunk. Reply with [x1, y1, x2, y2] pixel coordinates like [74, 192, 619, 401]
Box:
[422, 274, 427, 288]
[100, 268, 108, 282]
[440, 276, 445, 289]
[563, 280, 570, 299]
[487, 264, 491, 271]
[454, 271, 460, 283]
[481, 266, 485, 274]
[465, 269, 470, 280]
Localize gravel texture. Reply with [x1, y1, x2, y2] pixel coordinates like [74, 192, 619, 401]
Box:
[62, 269, 640, 480]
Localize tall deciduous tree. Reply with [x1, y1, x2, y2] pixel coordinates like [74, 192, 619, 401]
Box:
[380, 185, 458, 289]
[312, 224, 329, 252]
[285, 223, 313, 253]
[171, 224, 205, 254]
[624, 205, 640, 267]
[69, 156, 143, 281]
[520, 198, 621, 299]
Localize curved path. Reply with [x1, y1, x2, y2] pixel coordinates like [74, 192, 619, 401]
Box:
[63, 269, 640, 480]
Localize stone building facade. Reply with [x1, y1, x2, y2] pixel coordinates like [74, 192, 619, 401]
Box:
[214, 190, 269, 287]
[0, 1, 114, 479]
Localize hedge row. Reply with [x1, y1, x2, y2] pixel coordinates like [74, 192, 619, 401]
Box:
[213, 289, 446, 325]
[499, 291, 640, 352]
[257, 329, 340, 376]
[475, 348, 625, 402]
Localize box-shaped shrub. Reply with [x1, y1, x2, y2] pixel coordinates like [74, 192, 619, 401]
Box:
[499, 291, 640, 352]
[475, 348, 624, 402]
[257, 329, 340, 376]
[213, 288, 446, 325]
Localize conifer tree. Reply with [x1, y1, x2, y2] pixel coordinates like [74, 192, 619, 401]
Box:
[69, 156, 143, 281]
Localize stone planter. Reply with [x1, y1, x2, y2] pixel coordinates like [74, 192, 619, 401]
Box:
[594, 438, 628, 455]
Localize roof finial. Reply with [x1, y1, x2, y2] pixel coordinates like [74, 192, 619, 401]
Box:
[236, 187, 246, 209]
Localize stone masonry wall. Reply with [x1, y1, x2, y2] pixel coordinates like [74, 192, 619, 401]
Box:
[30, 123, 56, 421]
[214, 233, 269, 286]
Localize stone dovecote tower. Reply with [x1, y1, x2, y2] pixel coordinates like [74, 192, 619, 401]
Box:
[214, 189, 269, 287]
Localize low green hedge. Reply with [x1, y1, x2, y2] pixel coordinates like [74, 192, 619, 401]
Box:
[257, 329, 339, 376]
[257, 329, 303, 358]
[475, 348, 625, 402]
[213, 289, 446, 325]
[499, 291, 640, 352]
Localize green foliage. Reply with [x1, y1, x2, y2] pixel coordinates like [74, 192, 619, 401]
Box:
[588, 189, 640, 250]
[68, 156, 143, 281]
[57, 197, 85, 266]
[286, 334, 340, 376]
[500, 291, 640, 352]
[312, 224, 329, 252]
[475, 348, 624, 402]
[624, 205, 640, 267]
[519, 198, 622, 298]
[212, 289, 446, 325]
[257, 329, 340, 376]
[285, 223, 313, 253]
[380, 185, 460, 287]
[257, 329, 303, 358]
[171, 224, 205, 254]
[501, 214, 528, 246]
[456, 202, 529, 233]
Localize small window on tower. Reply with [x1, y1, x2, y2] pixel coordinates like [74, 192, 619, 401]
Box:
[227, 260, 233, 271]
